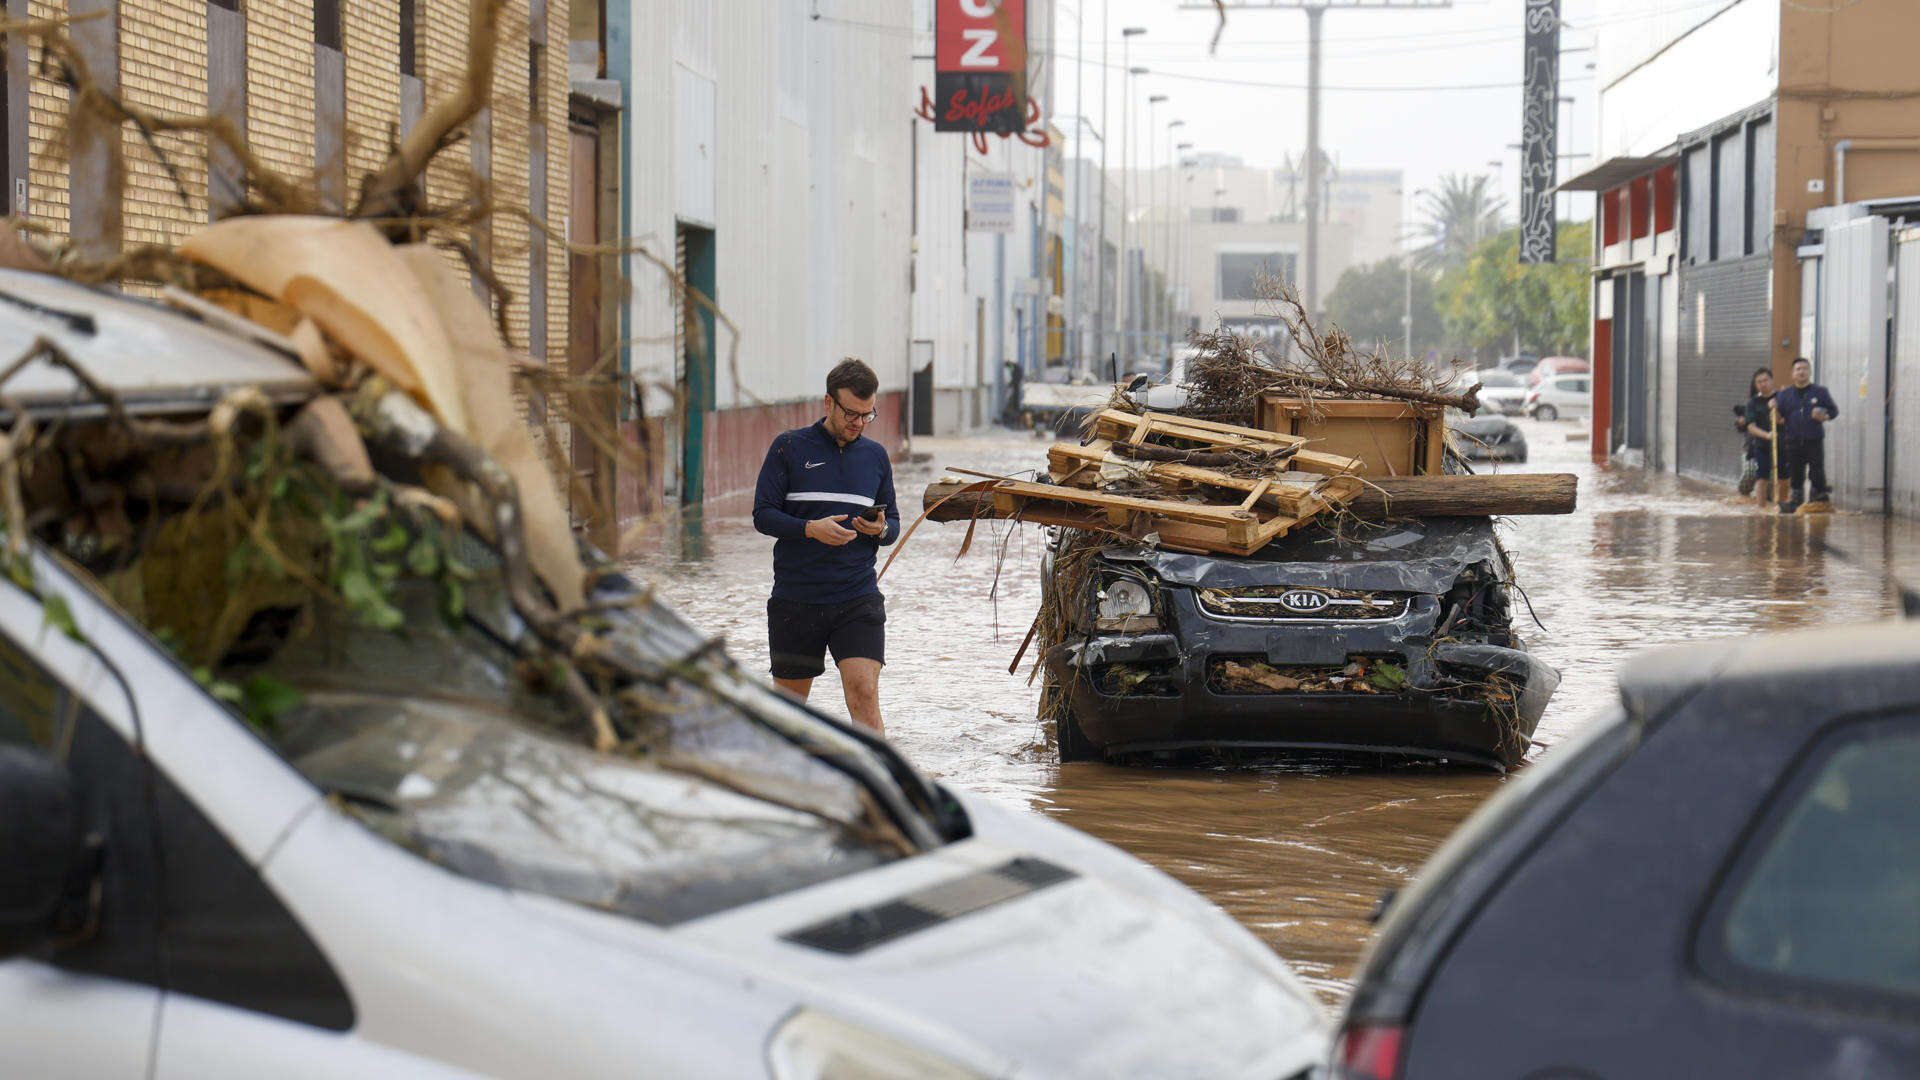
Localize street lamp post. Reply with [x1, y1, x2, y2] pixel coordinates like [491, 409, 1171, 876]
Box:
[1167, 139, 1182, 349]
[1118, 28, 1146, 370]
[1164, 119, 1184, 353]
[1146, 93, 1167, 359]
[1404, 186, 1428, 362]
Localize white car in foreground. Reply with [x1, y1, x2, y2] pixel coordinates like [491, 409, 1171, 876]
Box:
[0, 270, 1327, 1079]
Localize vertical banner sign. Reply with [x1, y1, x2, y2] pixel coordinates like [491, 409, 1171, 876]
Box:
[935, 0, 1028, 134]
[1520, 0, 1560, 264]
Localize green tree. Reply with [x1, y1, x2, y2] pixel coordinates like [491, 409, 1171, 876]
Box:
[1323, 256, 1441, 357]
[1435, 221, 1592, 358]
[1415, 173, 1506, 272]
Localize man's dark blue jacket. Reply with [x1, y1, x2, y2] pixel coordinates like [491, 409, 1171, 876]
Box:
[1775, 383, 1839, 440]
[753, 420, 900, 604]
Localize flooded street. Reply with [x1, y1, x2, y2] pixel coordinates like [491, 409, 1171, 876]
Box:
[627, 419, 1920, 1004]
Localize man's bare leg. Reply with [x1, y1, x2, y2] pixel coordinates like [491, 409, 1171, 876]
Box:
[837, 657, 884, 736]
[773, 676, 814, 701]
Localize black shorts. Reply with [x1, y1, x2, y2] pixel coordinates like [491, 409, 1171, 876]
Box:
[767, 593, 886, 679]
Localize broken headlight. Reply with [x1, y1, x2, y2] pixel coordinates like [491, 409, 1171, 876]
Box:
[1095, 576, 1158, 632]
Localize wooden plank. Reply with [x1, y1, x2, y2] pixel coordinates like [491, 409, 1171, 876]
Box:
[1343, 473, 1578, 517]
[993, 479, 1249, 526]
[1048, 441, 1326, 515]
[1237, 479, 1271, 512]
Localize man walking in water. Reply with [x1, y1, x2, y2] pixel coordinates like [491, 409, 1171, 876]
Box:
[752, 359, 900, 735]
[1774, 356, 1839, 513]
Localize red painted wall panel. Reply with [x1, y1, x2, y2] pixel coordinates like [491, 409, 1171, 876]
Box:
[702, 390, 907, 503]
[1629, 176, 1651, 241]
[1653, 164, 1676, 235]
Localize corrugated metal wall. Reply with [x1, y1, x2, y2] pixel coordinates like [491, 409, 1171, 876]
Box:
[1894, 227, 1920, 519]
[1675, 254, 1772, 482]
[625, 1, 914, 493]
[1817, 215, 1889, 513]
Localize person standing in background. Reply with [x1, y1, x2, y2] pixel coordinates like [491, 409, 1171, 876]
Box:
[1742, 367, 1777, 510]
[1773, 357, 1839, 513]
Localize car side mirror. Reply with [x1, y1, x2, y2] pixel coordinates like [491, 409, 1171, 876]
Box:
[0, 744, 95, 958]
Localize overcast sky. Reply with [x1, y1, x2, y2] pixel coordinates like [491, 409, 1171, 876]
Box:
[1047, 0, 1693, 231]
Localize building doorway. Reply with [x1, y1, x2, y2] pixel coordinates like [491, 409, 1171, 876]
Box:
[675, 222, 716, 507]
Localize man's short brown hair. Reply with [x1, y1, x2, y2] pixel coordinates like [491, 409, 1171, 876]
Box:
[826, 358, 879, 401]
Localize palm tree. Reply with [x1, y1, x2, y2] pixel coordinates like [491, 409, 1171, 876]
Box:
[1414, 173, 1506, 272]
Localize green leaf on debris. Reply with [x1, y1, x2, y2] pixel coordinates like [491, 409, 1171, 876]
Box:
[406, 536, 440, 577]
[370, 522, 409, 555]
[41, 593, 84, 643]
[1369, 662, 1408, 691]
[240, 675, 303, 734]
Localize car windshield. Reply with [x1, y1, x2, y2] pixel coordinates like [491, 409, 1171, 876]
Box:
[235, 545, 916, 925]
[1478, 371, 1524, 388]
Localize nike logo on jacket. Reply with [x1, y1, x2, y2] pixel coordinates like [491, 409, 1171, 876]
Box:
[752, 419, 901, 604]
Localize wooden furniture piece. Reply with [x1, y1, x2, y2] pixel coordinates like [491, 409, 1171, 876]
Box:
[1253, 396, 1446, 477]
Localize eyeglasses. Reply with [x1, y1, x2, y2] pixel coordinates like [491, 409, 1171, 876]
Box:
[830, 396, 878, 424]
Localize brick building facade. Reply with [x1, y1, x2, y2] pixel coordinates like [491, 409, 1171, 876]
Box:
[6, 0, 571, 453]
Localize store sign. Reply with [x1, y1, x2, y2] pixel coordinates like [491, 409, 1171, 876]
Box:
[916, 86, 1050, 156]
[1519, 0, 1560, 264]
[934, 0, 1027, 135]
[967, 172, 1015, 233]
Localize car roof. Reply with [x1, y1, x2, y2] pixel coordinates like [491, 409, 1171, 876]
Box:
[1618, 620, 1920, 731]
[0, 269, 317, 418]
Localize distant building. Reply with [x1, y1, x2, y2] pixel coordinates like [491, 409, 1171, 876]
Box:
[1567, 0, 1920, 505]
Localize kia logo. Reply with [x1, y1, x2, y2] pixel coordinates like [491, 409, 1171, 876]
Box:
[1278, 589, 1331, 613]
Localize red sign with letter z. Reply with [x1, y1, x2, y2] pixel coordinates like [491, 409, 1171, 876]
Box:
[934, 0, 1028, 134]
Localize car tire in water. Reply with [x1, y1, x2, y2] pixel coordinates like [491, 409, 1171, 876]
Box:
[1534, 404, 1558, 421]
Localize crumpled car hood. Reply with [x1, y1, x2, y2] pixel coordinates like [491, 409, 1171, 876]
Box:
[1108, 517, 1506, 594]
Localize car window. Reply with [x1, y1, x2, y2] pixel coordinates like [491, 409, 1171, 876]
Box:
[1479, 371, 1522, 388]
[1701, 716, 1920, 1008]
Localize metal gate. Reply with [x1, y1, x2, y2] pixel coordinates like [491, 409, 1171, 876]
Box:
[1816, 215, 1889, 513]
[1894, 226, 1920, 519]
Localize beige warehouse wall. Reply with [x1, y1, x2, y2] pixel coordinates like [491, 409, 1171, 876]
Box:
[1772, 0, 1920, 369]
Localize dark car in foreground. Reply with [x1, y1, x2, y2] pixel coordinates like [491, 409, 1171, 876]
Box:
[1042, 517, 1559, 770]
[1333, 620, 1920, 1079]
[1448, 415, 1527, 463]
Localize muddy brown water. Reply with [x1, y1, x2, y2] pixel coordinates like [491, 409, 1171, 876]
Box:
[627, 418, 1920, 1005]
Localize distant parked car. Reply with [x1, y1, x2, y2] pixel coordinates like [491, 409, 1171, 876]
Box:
[1524, 373, 1590, 420]
[1449, 414, 1527, 463]
[1492, 354, 1539, 377]
[1333, 621, 1920, 1080]
[1526, 355, 1589, 386]
[1464, 369, 1528, 416]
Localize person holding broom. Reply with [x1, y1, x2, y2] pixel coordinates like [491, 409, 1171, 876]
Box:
[1774, 357, 1839, 514]
[1740, 368, 1778, 509]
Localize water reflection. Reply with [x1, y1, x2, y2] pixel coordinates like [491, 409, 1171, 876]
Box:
[626, 420, 1918, 1004]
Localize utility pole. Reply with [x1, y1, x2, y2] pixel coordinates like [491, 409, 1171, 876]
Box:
[1119, 35, 1145, 368]
[1094, 2, 1111, 373]
[1179, 0, 1450, 319]
[1070, 0, 1086, 375]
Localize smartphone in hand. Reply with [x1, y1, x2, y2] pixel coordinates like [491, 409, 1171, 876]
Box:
[861, 504, 887, 523]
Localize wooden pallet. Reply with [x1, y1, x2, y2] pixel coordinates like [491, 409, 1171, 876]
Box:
[1046, 439, 1363, 519]
[1089, 409, 1364, 476]
[990, 478, 1307, 556]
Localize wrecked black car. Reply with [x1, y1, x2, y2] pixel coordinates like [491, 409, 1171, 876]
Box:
[1449, 414, 1528, 463]
[1041, 517, 1558, 770]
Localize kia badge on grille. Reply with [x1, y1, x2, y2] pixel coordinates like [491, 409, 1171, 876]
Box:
[1278, 589, 1331, 614]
